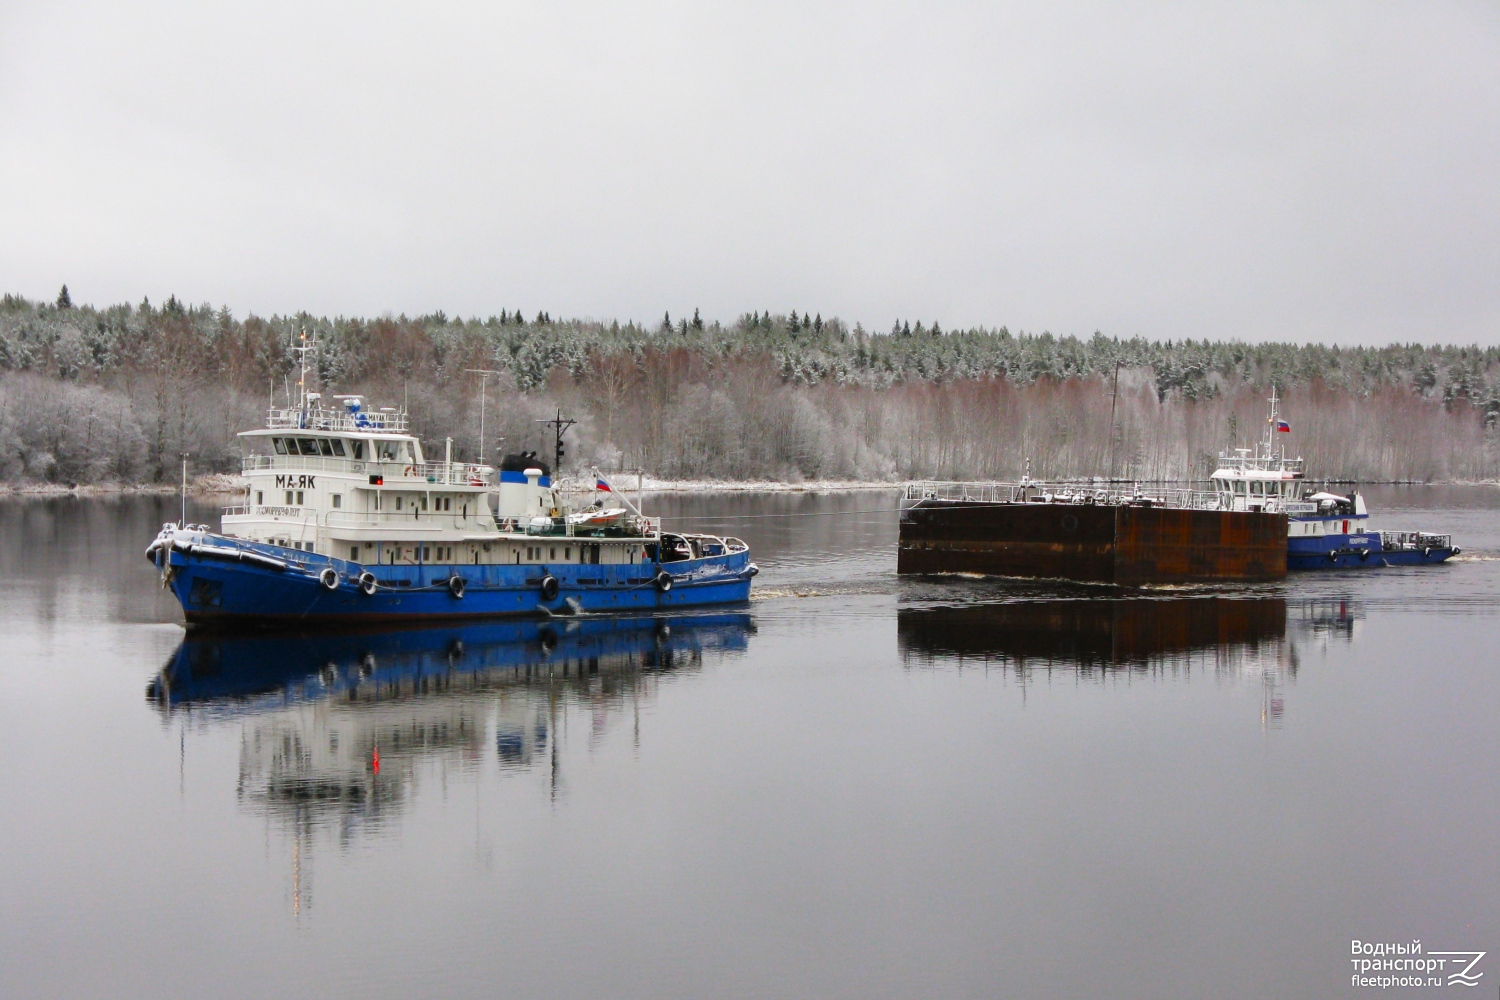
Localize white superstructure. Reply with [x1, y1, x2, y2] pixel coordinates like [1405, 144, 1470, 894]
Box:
[1208, 387, 1310, 515]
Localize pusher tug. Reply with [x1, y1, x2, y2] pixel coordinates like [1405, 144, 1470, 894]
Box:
[147, 368, 755, 628]
[1208, 388, 1460, 570]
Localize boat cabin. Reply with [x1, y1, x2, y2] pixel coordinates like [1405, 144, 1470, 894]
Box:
[221, 394, 657, 569]
[1210, 448, 1306, 512]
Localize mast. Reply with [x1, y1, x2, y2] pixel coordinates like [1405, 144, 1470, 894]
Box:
[293, 330, 314, 411]
[1265, 384, 1280, 458]
[465, 368, 503, 465]
[1107, 361, 1121, 481]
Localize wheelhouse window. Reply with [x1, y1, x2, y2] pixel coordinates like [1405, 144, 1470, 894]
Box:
[331, 439, 346, 457]
[297, 438, 318, 455]
[272, 438, 288, 455]
[350, 440, 365, 460]
[318, 439, 335, 457]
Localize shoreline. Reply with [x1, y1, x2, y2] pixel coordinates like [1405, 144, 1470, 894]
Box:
[0, 473, 249, 499]
[0, 474, 1495, 500]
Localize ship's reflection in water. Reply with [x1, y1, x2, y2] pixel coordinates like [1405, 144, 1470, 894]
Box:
[148, 613, 754, 843]
[898, 596, 1361, 727]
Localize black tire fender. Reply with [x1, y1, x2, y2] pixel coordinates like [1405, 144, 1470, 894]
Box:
[319, 567, 339, 590]
[654, 570, 673, 592]
[448, 575, 466, 599]
[540, 575, 560, 601]
[358, 571, 377, 595]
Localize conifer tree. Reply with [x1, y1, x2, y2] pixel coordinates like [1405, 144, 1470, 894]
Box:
[692, 308, 703, 331]
[56, 284, 71, 309]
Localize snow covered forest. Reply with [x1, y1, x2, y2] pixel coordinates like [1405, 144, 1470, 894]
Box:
[3, 290, 1498, 486]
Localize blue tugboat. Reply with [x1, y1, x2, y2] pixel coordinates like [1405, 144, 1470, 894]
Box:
[148, 346, 755, 626]
[1208, 389, 1459, 570]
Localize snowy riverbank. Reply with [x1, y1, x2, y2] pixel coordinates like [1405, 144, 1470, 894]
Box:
[0, 473, 249, 498]
[1, 474, 1494, 499]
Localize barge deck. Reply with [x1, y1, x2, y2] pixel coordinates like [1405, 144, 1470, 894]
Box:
[898, 482, 1287, 584]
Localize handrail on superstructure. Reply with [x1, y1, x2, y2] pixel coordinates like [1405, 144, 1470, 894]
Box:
[225, 506, 497, 531]
[242, 454, 493, 485]
[1213, 454, 1306, 475]
[266, 406, 410, 433]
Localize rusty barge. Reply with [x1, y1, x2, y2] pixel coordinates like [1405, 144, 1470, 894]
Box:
[898, 481, 1287, 584]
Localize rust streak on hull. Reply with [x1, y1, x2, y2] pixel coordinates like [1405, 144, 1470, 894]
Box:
[898, 500, 1286, 584]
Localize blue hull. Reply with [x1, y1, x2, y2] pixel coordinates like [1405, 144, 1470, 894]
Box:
[162, 536, 754, 626]
[1287, 536, 1455, 571]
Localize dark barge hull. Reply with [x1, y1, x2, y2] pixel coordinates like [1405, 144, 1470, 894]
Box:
[898, 500, 1287, 584]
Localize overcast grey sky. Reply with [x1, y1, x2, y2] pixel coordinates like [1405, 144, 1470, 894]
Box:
[1, 2, 1497, 344]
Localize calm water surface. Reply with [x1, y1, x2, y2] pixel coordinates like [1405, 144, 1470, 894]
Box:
[2, 486, 1498, 998]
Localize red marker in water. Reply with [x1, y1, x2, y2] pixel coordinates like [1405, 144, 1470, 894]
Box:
[372, 747, 380, 774]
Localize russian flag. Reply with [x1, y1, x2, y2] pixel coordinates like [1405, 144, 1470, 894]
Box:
[1276, 420, 1291, 433]
[596, 476, 613, 492]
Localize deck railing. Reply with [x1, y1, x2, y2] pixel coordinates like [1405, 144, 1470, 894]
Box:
[324, 510, 495, 531]
[225, 506, 495, 531]
[242, 454, 492, 484]
[244, 455, 372, 476]
[1379, 531, 1453, 551]
[1214, 455, 1306, 475]
[266, 406, 409, 432]
[222, 505, 318, 520]
[903, 480, 1238, 512]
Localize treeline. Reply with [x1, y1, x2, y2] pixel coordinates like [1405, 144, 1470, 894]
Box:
[2, 290, 1498, 485]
